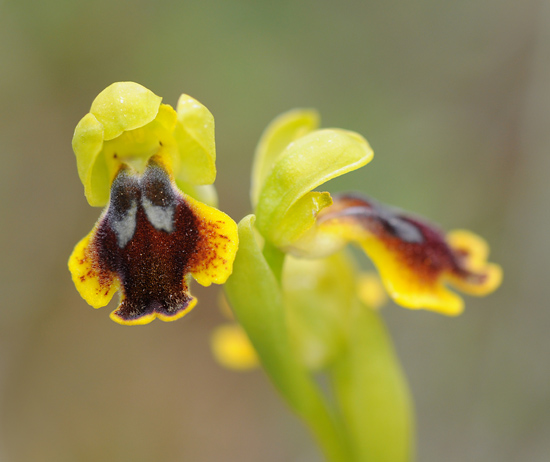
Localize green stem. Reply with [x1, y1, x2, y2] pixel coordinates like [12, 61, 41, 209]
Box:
[262, 240, 285, 283]
[279, 368, 351, 461]
[302, 402, 351, 462]
[329, 304, 414, 462]
[225, 216, 351, 461]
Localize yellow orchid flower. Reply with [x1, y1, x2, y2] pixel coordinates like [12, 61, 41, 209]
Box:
[252, 109, 502, 315]
[69, 83, 238, 325]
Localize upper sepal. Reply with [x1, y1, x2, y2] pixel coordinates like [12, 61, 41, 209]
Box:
[89, 82, 162, 141]
[251, 109, 320, 207]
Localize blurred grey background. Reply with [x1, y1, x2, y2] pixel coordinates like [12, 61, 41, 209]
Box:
[0, 0, 548, 461]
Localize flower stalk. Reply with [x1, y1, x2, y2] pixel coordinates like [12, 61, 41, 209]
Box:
[225, 216, 353, 460]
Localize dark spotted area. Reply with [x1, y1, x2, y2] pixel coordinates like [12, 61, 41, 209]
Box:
[141, 165, 176, 208]
[91, 164, 201, 322]
[324, 193, 486, 285]
[110, 172, 139, 218]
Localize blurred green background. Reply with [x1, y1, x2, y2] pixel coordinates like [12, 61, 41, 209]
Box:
[1, 0, 548, 460]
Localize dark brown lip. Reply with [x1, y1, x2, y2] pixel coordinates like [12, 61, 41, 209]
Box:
[91, 164, 200, 322]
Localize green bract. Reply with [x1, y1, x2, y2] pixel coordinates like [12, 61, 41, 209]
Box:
[253, 110, 373, 252]
[72, 82, 217, 206]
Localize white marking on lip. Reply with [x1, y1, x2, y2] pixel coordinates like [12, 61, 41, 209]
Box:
[142, 197, 175, 233]
[386, 216, 424, 243]
[112, 202, 138, 248]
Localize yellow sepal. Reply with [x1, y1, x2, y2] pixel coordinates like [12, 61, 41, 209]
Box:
[90, 82, 162, 141]
[174, 94, 217, 185]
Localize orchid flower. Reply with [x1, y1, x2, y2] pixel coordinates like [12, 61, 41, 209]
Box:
[68, 82, 238, 325]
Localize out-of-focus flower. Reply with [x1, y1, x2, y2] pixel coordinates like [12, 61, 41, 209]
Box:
[211, 324, 259, 370]
[252, 109, 501, 314]
[69, 82, 238, 325]
[210, 293, 259, 370]
[356, 272, 388, 310]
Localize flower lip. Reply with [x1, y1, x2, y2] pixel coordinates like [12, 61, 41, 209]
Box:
[95, 161, 201, 323]
[322, 194, 460, 278]
[314, 192, 502, 314]
[69, 158, 239, 325]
